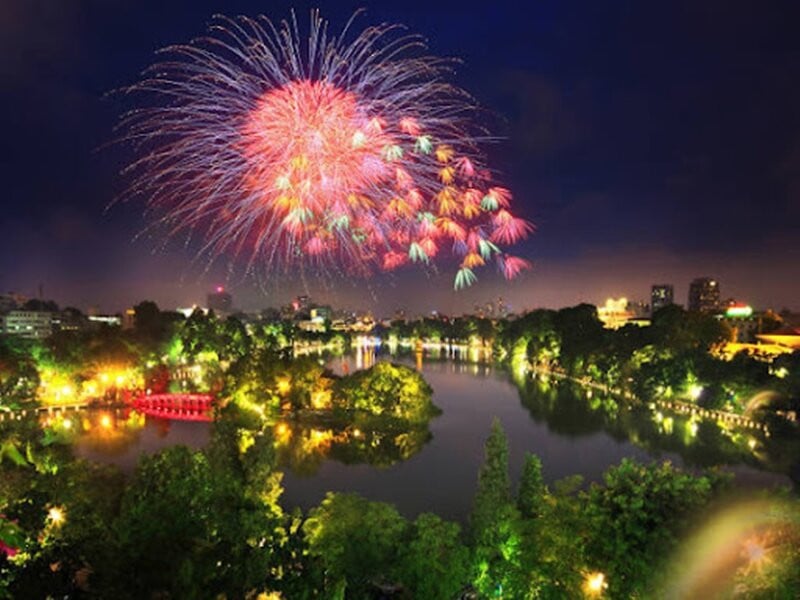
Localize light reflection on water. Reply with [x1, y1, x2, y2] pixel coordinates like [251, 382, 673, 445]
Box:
[55, 350, 796, 520]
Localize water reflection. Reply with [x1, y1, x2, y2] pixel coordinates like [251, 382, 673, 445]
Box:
[359, 345, 799, 486]
[513, 371, 800, 484]
[40, 409, 146, 455]
[272, 420, 431, 475]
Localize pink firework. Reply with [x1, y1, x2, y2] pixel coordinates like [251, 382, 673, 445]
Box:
[119, 10, 532, 290]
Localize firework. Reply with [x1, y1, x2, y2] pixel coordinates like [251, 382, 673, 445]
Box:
[119, 10, 532, 290]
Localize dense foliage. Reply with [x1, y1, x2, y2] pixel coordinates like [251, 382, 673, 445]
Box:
[1, 301, 798, 597]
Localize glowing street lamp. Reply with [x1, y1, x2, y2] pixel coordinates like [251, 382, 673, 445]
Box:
[688, 384, 704, 401]
[583, 571, 607, 596]
[47, 506, 66, 527]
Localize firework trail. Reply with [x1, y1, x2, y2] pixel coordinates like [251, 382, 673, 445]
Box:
[119, 9, 532, 290]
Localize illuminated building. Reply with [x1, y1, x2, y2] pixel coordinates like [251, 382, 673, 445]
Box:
[311, 305, 332, 321]
[597, 298, 631, 329]
[651, 284, 674, 313]
[597, 298, 650, 330]
[688, 277, 720, 313]
[756, 327, 800, 350]
[297, 306, 332, 332]
[177, 305, 206, 318]
[88, 314, 122, 327]
[720, 303, 758, 343]
[207, 286, 233, 313]
[2, 310, 53, 339]
[292, 295, 311, 313]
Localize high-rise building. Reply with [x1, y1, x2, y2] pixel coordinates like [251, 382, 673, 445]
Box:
[2, 310, 53, 339]
[688, 277, 721, 313]
[207, 286, 233, 313]
[651, 284, 674, 313]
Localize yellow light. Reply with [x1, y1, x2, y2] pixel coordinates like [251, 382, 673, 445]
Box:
[62, 418, 72, 430]
[48, 506, 66, 526]
[100, 373, 109, 383]
[311, 390, 331, 409]
[275, 423, 289, 437]
[353, 428, 361, 438]
[100, 414, 112, 429]
[583, 572, 607, 596]
[115, 374, 125, 386]
[60, 385, 73, 398]
[689, 385, 704, 401]
[276, 379, 291, 395]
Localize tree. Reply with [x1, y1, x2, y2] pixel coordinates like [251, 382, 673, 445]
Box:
[650, 305, 730, 353]
[471, 419, 512, 540]
[583, 459, 725, 597]
[554, 304, 605, 373]
[0, 338, 38, 407]
[303, 492, 407, 596]
[470, 419, 524, 597]
[397, 513, 469, 599]
[517, 453, 546, 520]
[112, 445, 282, 599]
[132, 300, 169, 343]
[22, 299, 59, 312]
[333, 362, 438, 424]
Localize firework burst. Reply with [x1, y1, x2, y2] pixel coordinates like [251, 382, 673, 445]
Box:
[119, 10, 532, 290]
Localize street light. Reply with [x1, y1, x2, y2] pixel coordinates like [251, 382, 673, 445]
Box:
[47, 506, 66, 526]
[583, 571, 607, 596]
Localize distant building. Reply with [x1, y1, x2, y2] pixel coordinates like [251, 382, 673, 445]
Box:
[720, 303, 758, 343]
[176, 305, 210, 318]
[292, 295, 311, 313]
[756, 327, 800, 350]
[310, 306, 332, 321]
[207, 286, 233, 313]
[0, 294, 19, 314]
[651, 284, 674, 313]
[2, 310, 53, 339]
[688, 277, 720, 313]
[88, 314, 122, 327]
[122, 308, 136, 330]
[597, 298, 650, 329]
[54, 308, 90, 332]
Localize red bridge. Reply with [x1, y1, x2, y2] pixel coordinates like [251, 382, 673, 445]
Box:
[132, 393, 215, 422]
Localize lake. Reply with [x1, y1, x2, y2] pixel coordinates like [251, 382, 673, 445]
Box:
[71, 351, 796, 521]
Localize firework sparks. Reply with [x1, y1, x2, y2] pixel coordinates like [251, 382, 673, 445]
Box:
[119, 10, 532, 290]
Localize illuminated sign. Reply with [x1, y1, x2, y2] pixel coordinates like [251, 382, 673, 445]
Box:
[725, 305, 753, 318]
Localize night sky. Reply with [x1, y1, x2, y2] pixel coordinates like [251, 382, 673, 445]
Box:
[2, 0, 799, 316]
